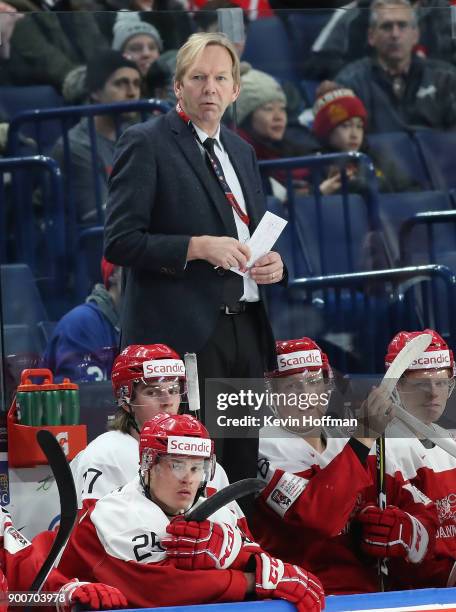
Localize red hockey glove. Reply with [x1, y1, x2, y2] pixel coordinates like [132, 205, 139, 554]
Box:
[358, 504, 429, 563]
[255, 552, 325, 612]
[64, 582, 127, 609]
[162, 518, 243, 570]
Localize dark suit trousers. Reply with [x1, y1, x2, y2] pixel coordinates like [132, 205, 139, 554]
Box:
[196, 304, 269, 518]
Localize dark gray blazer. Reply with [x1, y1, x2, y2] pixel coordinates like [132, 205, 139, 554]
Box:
[104, 109, 276, 359]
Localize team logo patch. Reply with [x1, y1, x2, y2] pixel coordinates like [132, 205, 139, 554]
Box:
[271, 489, 291, 509]
[4, 525, 31, 554]
[436, 494, 456, 524]
[266, 472, 307, 517]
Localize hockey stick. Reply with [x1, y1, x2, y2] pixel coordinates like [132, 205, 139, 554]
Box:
[392, 403, 456, 459]
[376, 432, 388, 591]
[186, 478, 265, 522]
[375, 333, 432, 590]
[378, 334, 433, 396]
[184, 353, 201, 421]
[29, 430, 78, 593]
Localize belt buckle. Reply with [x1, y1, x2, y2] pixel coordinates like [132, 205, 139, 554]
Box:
[224, 305, 240, 315]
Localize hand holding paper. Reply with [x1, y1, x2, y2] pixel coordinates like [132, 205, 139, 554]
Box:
[231, 211, 287, 279]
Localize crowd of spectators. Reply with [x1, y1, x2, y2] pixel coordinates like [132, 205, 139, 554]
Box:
[1, 0, 456, 386]
[2, 5, 456, 607]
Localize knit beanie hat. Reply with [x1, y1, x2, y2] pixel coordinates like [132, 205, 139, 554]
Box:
[112, 12, 163, 52]
[236, 65, 286, 125]
[86, 50, 139, 94]
[312, 88, 367, 142]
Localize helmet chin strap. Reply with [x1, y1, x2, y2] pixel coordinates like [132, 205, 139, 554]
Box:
[123, 400, 141, 435]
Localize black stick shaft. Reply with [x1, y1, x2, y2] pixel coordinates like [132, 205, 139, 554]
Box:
[29, 431, 77, 593]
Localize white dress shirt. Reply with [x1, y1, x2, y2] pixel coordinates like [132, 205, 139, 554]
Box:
[194, 123, 259, 302]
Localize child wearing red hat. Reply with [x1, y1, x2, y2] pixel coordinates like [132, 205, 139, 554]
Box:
[312, 87, 418, 194]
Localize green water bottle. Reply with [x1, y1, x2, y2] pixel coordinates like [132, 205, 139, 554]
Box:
[30, 391, 43, 426]
[61, 389, 80, 425]
[16, 391, 33, 425]
[42, 390, 61, 426]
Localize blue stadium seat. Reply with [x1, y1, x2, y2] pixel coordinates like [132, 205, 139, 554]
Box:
[1, 264, 48, 325]
[286, 11, 333, 78]
[414, 130, 456, 190]
[0, 85, 63, 119]
[0, 86, 64, 153]
[3, 323, 42, 355]
[1, 264, 49, 355]
[0, 156, 66, 293]
[378, 190, 453, 265]
[367, 131, 432, 190]
[242, 17, 299, 83]
[264, 196, 320, 341]
[292, 193, 382, 276]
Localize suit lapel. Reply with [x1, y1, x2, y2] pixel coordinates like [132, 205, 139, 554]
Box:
[168, 111, 237, 233]
[221, 128, 262, 232]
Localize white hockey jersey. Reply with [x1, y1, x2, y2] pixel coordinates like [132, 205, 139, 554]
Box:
[70, 430, 245, 522]
[386, 418, 456, 586]
[58, 477, 250, 608]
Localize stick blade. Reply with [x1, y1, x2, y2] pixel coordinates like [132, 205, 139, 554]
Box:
[186, 478, 265, 522]
[379, 333, 433, 396]
[184, 353, 201, 415]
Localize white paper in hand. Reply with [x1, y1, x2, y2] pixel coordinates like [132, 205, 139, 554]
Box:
[231, 211, 287, 277]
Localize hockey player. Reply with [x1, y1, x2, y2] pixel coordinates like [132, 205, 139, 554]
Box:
[251, 337, 439, 595]
[71, 344, 237, 514]
[385, 329, 456, 587]
[57, 413, 325, 611]
[0, 506, 127, 610]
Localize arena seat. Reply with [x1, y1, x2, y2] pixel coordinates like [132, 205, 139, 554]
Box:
[0, 85, 64, 153]
[1, 263, 49, 356]
[260, 152, 384, 277]
[242, 17, 299, 83]
[286, 10, 333, 78]
[378, 190, 453, 265]
[292, 193, 385, 276]
[0, 85, 63, 118]
[367, 131, 432, 190]
[414, 129, 456, 190]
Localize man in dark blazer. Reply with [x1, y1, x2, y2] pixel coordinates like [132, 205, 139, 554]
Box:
[104, 32, 285, 498]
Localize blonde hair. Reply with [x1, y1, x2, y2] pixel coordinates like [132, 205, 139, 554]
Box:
[108, 407, 131, 433]
[175, 32, 240, 88]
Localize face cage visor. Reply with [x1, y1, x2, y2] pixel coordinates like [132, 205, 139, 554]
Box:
[118, 376, 188, 407]
[266, 369, 333, 418]
[140, 449, 215, 485]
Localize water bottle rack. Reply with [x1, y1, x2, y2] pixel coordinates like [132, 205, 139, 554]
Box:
[7, 368, 87, 467]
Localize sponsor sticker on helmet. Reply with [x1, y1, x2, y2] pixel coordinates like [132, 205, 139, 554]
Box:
[167, 436, 211, 457]
[143, 359, 185, 379]
[277, 350, 322, 373]
[408, 350, 451, 370]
